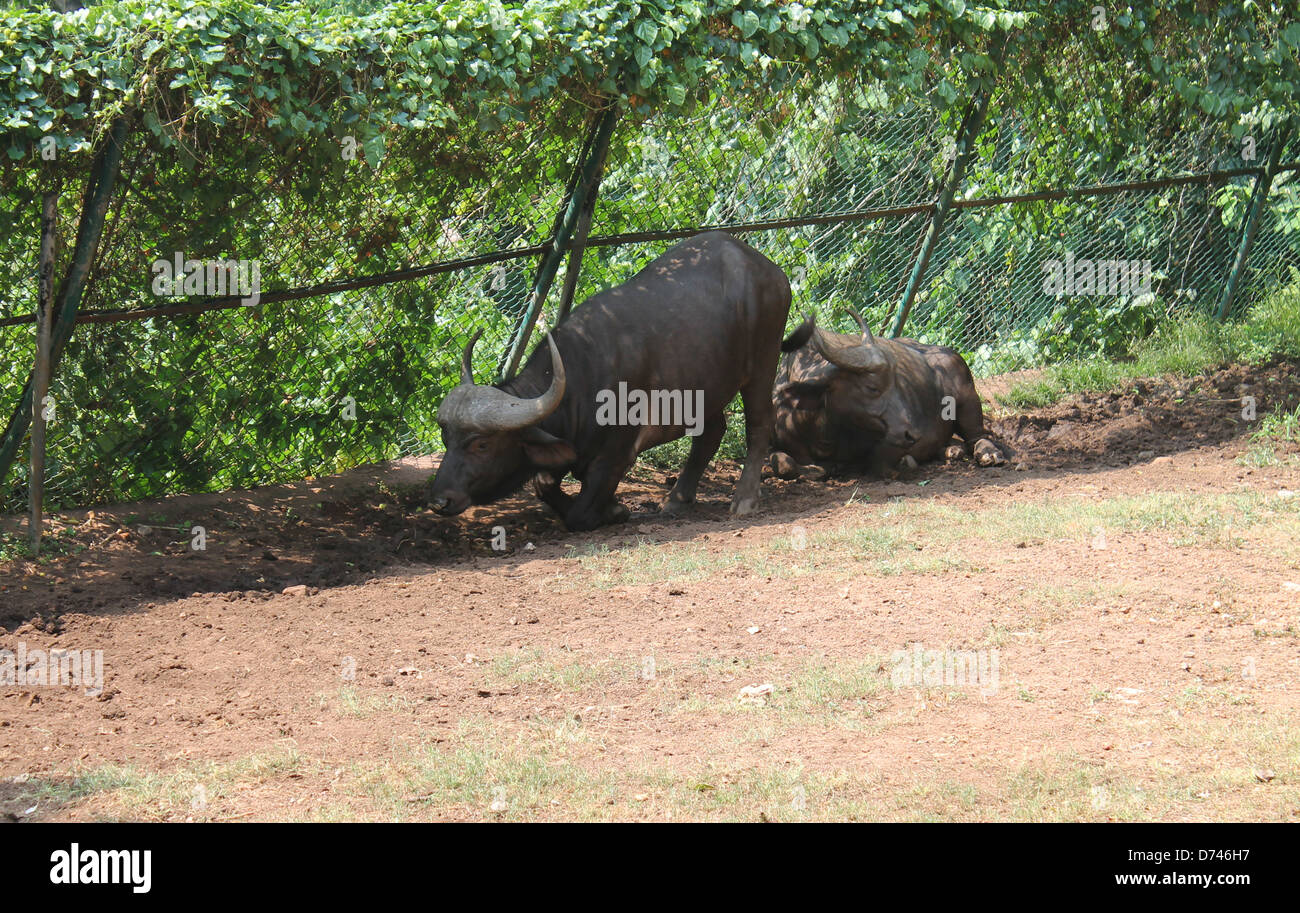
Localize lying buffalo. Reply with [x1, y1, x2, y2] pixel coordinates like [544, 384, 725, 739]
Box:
[771, 309, 1004, 478]
[429, 231, 807, 530]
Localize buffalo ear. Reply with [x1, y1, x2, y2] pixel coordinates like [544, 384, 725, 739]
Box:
[520, 425, 576, 468]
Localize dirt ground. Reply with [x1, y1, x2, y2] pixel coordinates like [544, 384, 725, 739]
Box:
[1, 359, 1298, 821]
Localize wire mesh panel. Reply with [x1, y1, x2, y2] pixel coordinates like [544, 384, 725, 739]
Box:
[577, 74, 950, 338]
[901, 182, 1248, 372]
[1, 87, 595, 509]
[2, 63, 1298, 512]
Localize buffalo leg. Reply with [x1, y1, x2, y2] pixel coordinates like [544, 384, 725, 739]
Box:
[662, 414, 726, 513]
[564, 452, 634, 531]
[952, 386, 987, 454]
[533, 472, 574, 515]
[732, 378, 776, 516]
[953, 391, 1006, 465]
[973, 437, 1007, 466]
[769, 450, 801, 479]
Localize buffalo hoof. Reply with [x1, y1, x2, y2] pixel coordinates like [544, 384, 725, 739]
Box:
[660, 495, 692, 516]
[729, 495, 759, 517]
[974, 439, 1006, 467]
[800, 463, 828, 482]
[897, 454, 919, 472]
[770, 451, 799, 480]
[564, 501, 627, 531]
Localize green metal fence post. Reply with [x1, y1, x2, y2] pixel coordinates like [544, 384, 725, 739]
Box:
[498, 101, 619, 381]
[28, 190, 59, 553]
[0, 116, 129, 490]
[1215, 124, 1291, 320]
[889, 34, 1005, 338]
[554, 120, 615, 327]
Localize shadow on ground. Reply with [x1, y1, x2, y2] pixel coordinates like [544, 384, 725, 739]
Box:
[0, 358, 1296, 628]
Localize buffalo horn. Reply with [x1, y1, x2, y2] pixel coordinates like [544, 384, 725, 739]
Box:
[440, 333, 567, 432]
[844, 306, 874, 342]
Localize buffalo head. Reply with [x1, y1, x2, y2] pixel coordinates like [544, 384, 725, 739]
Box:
[810, 307, 893, 395]
[428, 330, 575, 515]
[773, 308, 907, 464]
[815, 310, 921, 450]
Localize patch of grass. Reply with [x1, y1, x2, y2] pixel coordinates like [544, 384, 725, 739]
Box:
[353, 721, 981, 821]
[638, 765, 921, 821]
[1240, 402, 1300, 464]
[25, 747, 308, 820]
[1232, 278, 1300, 362]
[1007, 756, 1144, 821]
[985, 490, 1285, 549]
[486, 647, 631, 692]
[349, 705, 1300, 820]
[857, 489, 1290, 552]
[0, 530, 32, 563]
[1007, 581, 1137, 634]
[1237, 444, 1292, 467]
[324, 685, 416, 718]
[999, 281, 1300, 409]
[786, 657, 890, 713]
[358, 717, 618, 821]
[644, 765, 822, 820]
[26, 764, 143, 805]
[567, 489, 1298, 593]
[660, 654, 975, 730]
[694, 654, 769, 677]
[998, 317, 1232, 409]
[1252, 624, 1299, 639]
[983, 622, 1012, 648]
[1253, 403, 1300, 444]
[0, 523, 86, 564]
[307, 802, 361, 823]
[565, 538, 744, 587]
[998, 378, 1078, 410]
[999, 361, 1130, 410]
[1117, 714, 1300, 819]
[569, 521, 976, 589]
[1177, 684, 1252, 709]
[787, 521, 974, 576]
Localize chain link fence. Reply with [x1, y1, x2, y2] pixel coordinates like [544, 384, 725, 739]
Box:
[2, 67, 1297, 511]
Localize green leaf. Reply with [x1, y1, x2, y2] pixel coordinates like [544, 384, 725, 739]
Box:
[634, 20, 658, 45]
[362, 132, 384, 168]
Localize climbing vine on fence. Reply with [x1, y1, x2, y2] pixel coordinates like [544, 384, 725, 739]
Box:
[1, 0, 1023, 177]
[2, 1, 1296, 183]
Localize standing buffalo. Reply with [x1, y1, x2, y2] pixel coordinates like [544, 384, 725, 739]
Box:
[771, 309, 1004, 478]
[429, 231, 804, 531]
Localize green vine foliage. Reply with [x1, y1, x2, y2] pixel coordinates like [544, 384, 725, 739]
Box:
[0, 0, 1024, 178]
[1, 1, 1296, 181]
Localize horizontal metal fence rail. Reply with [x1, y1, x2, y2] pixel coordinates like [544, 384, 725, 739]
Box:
[3, 164, 1292, 332]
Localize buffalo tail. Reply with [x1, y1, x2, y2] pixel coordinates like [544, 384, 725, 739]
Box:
[781, 313, 816, 352]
